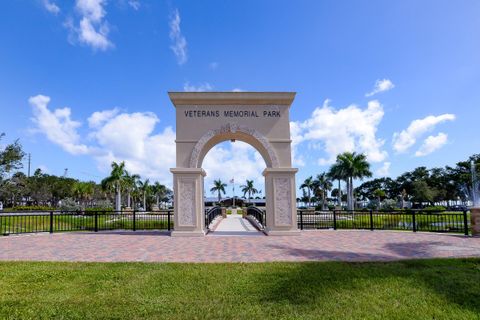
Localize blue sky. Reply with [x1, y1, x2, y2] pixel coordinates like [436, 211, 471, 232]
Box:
[0, 0, 479, 197]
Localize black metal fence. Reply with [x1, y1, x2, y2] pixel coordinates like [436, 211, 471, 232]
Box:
[205, 206, 222, 230]
[0, 210, 173, 236]
[298, 209, 470, 235]
[246, 207, 266, 230]
[1, 208, 471, 236]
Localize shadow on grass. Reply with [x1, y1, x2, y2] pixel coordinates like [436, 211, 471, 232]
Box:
[252, 241, 480, 315]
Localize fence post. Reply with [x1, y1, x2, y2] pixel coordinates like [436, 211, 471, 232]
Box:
[412, 210, 417, 232]
[94, 211, 98, 232]
[333, 210, 337, 230]
[49, 211, 54, 233]
[463, 210, 469, 236]
[168, 210, 171, 231]
[369, 209, 374, 231]
[299, 210, 304, 230]
[133, 210, 136, 232]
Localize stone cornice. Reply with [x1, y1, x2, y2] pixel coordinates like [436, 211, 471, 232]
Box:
[168, 92, 296, 106]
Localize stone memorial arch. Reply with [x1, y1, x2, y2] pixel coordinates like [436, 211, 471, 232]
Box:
[169, 92, 299, 236]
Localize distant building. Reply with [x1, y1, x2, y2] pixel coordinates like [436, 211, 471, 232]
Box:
[204, 197, 265, 207]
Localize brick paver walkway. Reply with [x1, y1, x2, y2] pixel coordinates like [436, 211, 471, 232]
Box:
[1, 230, 480, 263]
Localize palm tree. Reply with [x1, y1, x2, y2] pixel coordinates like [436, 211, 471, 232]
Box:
[210, 179, 227, 204]
[151, 182, 167, 209]
[332, 152, 372, 210]
[313, 172, 333, 210]
[137, 179, 150, 211]
[123, 171, 140, 209]
[328, 164, 345, 209]
[240, 180, 259, 204]
[101, 161, 127, 211]
[72, 181, 94, 209]
[373, 189, 386, 209]
[300, 176, 315, 207]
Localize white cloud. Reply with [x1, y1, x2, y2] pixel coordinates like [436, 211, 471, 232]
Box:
[64, 0, 113, 51]
[91, 112, 176, 185]
[209, 62, 219, 70]
[392, 114, 455, 153]
[376, 162, 391, 176]
[29, 95, 90, 155]
[128, 0, 140, 10]
[88, 108, 120, 128]
[415, 133, 448, 157]
[203, 141, 266, 196]
[43, 0, 60, 15]
[292, 99, 387, 165]
[29, 95, 176, 185]
[183, 82, 213, 92]
[365, 79, 395, 97]
[169, 9, 187, 65]
[289, 121, 305, 166]
[232, 88, 244, 92]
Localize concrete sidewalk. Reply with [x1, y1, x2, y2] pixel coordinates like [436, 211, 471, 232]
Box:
[209, 213, 264, 236]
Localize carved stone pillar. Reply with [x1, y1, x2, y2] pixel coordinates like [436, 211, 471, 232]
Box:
[170, 168, 206, 237]
[471, 207, 480, 237]
[263, 168, 300, 236]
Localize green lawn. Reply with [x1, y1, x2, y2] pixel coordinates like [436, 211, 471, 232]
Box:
[1, 259, 479, 319]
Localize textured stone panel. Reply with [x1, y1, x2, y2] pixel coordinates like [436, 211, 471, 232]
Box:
[178, 178, 196, 227]
[273, 177, 292, 226]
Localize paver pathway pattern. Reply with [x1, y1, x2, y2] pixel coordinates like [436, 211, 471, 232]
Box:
[1, 230, 480, 263]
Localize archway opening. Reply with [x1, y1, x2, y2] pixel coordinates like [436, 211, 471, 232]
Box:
[202, 140, 268, 234]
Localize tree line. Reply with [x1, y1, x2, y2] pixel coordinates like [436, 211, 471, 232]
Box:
[300, 151, 480, 210]
[210, 179, 261, 204]
[0, 133, 172, 211]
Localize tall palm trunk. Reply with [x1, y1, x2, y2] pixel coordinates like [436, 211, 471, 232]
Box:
[115, 183, 121, 212]
[337, 180, 341, 208]
[143, 193, 146, 211]
[322, 189, 326, 210]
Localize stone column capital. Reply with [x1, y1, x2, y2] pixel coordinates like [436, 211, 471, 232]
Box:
[262, 167, 298, 176]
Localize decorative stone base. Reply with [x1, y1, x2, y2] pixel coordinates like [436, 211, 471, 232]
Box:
[170, 168, 206, 236]
[263, 168, 300, 235]
[171, 230, 206, 237]
[471, 207, 480, 237]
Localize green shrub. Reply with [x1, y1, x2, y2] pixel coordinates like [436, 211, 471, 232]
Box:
[59, 198, 81, 211]
[381, 199, 399, 211]
[11, 205, 55, 211]
[84, 207, 114, 215]
[423, 206, 446, 212]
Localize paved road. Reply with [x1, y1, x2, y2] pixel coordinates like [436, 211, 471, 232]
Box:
[1, 230, 480, 263]
[209, 214, 263, 236]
